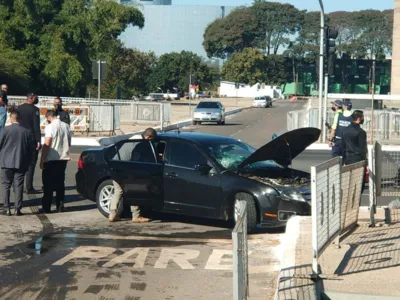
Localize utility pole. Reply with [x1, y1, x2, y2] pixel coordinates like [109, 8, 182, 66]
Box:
[318, 0, 325, 140]
[98, 60, 101, 104]
[93, 60, 106, 104]
[370, 55, 376, 144]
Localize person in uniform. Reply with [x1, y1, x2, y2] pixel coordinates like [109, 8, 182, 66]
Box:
[328, 100, 344, 157]
[17, 93, 42, 194]
[0, 84, 8, 134]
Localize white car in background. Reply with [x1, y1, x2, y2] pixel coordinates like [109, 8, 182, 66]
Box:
[253, 96, 272, 108]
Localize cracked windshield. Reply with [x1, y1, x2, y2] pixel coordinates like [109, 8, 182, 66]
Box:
[0, 0, 397, 299]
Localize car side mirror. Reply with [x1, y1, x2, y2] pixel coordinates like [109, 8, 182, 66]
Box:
[195, 164, 212, 175]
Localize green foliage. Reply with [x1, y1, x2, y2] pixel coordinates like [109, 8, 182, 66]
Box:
[0, 0, 144, 96]
[148, 51, 216, 94]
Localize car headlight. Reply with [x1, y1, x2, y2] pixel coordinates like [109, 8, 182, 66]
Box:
[280, 189, 306, 202]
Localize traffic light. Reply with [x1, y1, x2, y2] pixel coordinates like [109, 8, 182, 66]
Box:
[324, 26, 338, 76]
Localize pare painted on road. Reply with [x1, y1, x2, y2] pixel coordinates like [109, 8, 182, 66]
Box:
[53, 246, 242, 271]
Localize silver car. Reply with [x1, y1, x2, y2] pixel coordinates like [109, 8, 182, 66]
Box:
[192, 101, 225, 125]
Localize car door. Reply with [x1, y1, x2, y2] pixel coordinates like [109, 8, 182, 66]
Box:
[163, 140, 222, 218]
[106, 139, 164, 210]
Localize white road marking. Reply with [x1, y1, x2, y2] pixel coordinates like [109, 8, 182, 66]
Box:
[53, 246, 116, 265]
[205, 249, 232, 270]
[102, 247, 149, 269]
[154, 248, 200, 270]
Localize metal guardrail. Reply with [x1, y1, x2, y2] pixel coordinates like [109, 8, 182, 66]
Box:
[311, 157, 342, 275]
[232, 200, 249, 300]
[288, 108, 400, 143]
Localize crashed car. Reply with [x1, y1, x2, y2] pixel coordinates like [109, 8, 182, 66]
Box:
[76, 128, 320, 232]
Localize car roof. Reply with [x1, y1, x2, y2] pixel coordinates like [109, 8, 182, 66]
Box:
[157, 131, 240, 144]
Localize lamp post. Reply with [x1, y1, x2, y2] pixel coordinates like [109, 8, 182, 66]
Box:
[318, 0, 325, 140]
[370, 55, 376, 144]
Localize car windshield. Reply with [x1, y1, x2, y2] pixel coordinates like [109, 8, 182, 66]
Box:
[202, 140, 283, 170]
[197, 102, 219, 109]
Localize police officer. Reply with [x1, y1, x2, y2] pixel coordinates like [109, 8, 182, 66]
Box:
[328, 100, 344, 157]
[17, 93, 42, 194]
[343, 99, 353, 118]
[53, 97, 70, 125]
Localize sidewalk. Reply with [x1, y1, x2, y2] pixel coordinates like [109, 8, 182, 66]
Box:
[275, 208, 400, 299]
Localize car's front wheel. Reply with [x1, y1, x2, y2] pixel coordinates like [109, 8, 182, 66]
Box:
[96, 179, 123, 218]
[233, 193, 258, 233]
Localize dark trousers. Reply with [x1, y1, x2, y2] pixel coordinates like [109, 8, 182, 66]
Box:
[26, 149, 39, 192]
[332, 140, 342, 157]
[2, 168, 25, 210]
[42, 160, 68, 212]
[344, 155, 367, 194]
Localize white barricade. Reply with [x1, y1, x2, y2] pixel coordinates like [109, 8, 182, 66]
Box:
[311, 157, 342, 274]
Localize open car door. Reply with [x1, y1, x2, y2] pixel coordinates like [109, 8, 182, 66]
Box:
[105, 139, 164, 210]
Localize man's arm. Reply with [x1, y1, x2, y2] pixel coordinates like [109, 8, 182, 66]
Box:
[40, 125, 52, 168]
[33, 107, 42, 150]
[340, 131, 346, 160]
[329, 113, 339, 141]
[359, 129, 367, 160]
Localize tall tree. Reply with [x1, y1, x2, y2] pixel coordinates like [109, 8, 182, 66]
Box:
[250, 1, 304, 55]
[203, 7, 258, 59]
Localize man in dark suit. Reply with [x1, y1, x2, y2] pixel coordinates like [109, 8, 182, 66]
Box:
[0, 111, 33, 216]
[17, 93, 42, 194]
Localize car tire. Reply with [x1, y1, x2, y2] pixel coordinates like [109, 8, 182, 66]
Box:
[233, 192, 258, 233]
[192, 121, 197, 125]
[96, 179, 123, 218]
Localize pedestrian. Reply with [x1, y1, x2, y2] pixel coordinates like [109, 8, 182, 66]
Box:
[343, 99, 353, 117]
[39, 110, 71, 213]
[17, 93, 42, 194]
[109, 127, 157, 223]
[340, 110, 368, 192]
[0, 84, 8, 133]
[327, 100, 344, 157]
[53, 97, 71, 125]
[0, 111, 34, 216]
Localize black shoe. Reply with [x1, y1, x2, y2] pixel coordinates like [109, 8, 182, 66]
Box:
[3, 209, 11, 216]
[15, 210, 23, 216]
[38, 208, 50, 214]
[57, 206, 64, 213]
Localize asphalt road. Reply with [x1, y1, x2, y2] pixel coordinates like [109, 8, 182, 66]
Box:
[0, 99, 393, 300]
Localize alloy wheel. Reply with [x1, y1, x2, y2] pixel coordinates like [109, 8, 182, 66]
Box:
[99, 185, 114, 214]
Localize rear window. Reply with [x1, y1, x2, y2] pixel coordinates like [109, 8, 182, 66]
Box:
[197, 102, 219, 109]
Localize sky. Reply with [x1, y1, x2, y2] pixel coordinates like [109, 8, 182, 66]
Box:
[172, 0, 395, 12]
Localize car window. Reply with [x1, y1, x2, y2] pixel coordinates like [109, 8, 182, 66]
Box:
[166, 141, 208, 169]
[111, 140, 157, 163]
[197, 102, 219, 109]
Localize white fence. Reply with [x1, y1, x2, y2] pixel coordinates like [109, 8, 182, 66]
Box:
[232, 200, 249, 300]
[119, 102, 171, 125]
[311, 157, 342, 274]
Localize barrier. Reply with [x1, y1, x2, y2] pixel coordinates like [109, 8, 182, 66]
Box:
[88, 105, 120, 132]
[232, 200, 249, 300]
[311, 157, 342, 275]
[340, 161, 365, 236]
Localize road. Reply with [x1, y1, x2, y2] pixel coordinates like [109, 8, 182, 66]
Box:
[0, 99, 391, 300]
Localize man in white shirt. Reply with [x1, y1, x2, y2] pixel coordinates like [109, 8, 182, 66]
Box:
[40, 110, 71, 213]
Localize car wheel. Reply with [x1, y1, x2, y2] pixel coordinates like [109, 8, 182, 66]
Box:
[96, 179, 122, 218]
[192, 121, 197, 125]
[233, 192, 258, 233]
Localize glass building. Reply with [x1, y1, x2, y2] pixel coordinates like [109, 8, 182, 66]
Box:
[118, 1, 236, 66]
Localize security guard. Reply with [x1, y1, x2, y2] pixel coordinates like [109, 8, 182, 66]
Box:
[343, 99, 353, 118]
[53, 97, 70, 125]
[328, 100, 344, 157]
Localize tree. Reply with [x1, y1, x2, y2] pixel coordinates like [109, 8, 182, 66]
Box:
[221, 48, 266, 85]
[148, 51, 215, 94]
[0, 0, 144, 96]
[203, 7, 258, 59]
[88, 47, 157, 99]
[250, 1, 304, 55]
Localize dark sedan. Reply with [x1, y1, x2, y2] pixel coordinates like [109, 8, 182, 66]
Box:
[76, 128, 320, 232]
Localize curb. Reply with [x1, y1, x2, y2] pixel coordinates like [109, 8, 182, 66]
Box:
[306, 143, 397, 151]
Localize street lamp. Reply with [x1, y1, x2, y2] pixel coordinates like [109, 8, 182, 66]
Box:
[370, 55, 376, 144]
[318, 0, 325, 141]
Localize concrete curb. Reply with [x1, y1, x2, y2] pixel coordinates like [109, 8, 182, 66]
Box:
[306, 143, 398, 151]
[274, 216, 302, 300]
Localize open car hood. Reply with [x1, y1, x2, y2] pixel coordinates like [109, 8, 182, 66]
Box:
[237, 127, 321, 169]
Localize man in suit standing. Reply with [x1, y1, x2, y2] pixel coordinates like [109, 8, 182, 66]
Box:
[17, 93, 42, 194]
[0, 111, 33, 216]
[40, 110, 71, 213]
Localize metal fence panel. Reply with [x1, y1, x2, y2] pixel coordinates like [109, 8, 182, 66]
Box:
[340, 161, 365, 235]
[89, 105, 116, 132]
[374, 142, 400, 197]
[311, 157, 342, 274]
[232, 200, 248, 300]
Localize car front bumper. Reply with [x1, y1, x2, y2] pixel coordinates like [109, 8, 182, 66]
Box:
[253, 102, 267, 107]
[193, 115, 223, 122]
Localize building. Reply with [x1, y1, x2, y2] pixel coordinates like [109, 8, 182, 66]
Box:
[391, 0, 400, 95]
[118, 0, 236, 66]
